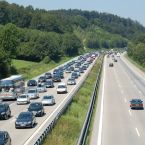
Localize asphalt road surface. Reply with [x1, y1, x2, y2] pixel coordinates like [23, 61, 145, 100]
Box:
[0, 56, 97, 145]
[90, 54, 145, 145]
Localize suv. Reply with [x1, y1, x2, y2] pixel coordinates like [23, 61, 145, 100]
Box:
[0, 103, 11, 120]
[0, 131, 11, 145]
[27, 88, 39, 99]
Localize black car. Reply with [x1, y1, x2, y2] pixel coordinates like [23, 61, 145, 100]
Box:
[38, 76, 46, 83]
[15, 112, 36, 129]
[45, 80, 54, 88]
[27, 80, 37, 87]
[109, 63, 114, 67]
[45, 72, 52, 79]
[71, 72, 78, 79]
[28, 102, 44, 117]
[0, 131, 11, 145]
[0, 103, 11, 120]
[52, 74, 61, 82]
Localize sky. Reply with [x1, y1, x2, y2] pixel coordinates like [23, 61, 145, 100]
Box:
[7, 0, 145, 26]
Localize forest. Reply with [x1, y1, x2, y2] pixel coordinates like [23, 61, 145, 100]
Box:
[0, 1, 145, 78]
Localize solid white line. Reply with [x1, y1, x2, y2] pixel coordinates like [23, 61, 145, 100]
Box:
[128, 110, 132, 116]
[97, 57, 106, 145]
[135, 128, 140, 137]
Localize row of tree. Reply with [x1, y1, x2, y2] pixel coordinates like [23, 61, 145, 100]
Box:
[0, 23, 82, 78]
[0, 1, 145, 39]
[128, 34, 145, 67]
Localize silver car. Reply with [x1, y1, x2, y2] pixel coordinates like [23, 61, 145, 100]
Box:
[27, 88, 39, 99]
[42, 95, 55, 105]
[67, 78, 76, 85]
[17, 94, 30, 105]
[37, 84, 47, 93]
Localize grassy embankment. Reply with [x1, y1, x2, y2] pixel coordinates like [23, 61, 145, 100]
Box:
[125, 54, 145, 72]
[12, 57, 74, 80]
[42, 57, 102, 145]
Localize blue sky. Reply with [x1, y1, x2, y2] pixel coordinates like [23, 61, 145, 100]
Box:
[7, 0, 145, 26]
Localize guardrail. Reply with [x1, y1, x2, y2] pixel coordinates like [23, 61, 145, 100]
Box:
[77, 56, 104, 145]
[30, 56, 99, 145]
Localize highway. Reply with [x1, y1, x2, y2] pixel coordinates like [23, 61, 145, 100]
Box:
[90, 54, 145, 145]
[0, 55, 98, 145]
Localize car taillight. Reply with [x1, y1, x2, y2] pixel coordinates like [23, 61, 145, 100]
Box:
[139, 104, 143, 106]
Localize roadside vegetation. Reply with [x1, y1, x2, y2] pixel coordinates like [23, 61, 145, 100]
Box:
[42, 57, 102, 145]
[12, 56, 74, 80]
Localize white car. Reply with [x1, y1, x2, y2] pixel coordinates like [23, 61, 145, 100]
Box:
[17, 94, 30, 105]
[42, 95, 55, 105]
[57, 82, 67, 94]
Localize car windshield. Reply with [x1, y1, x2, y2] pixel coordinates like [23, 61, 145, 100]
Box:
[58, 85, 66, 88]
[19, 95, 27, 98]
[38, 84, 44, 87]
[68, 79, 74, 81]
[30, 103, 42, 109]
[0, 133, 4, 141]
[0, 80, 13, 87]
[28, 90, 36, 93]
[46, 81, 51, 84]
[0, 105, 5, 111]
[43, 96, 52, 99]
[19, 113, 32, 119]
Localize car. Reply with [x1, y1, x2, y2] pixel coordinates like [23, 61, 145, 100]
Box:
[15, 112, 36, 129]
[52, 74, 61, 82]
[37, 83, 47, 93]
[0, 131, 11, 145]
[42, 95, 55, 105]
[45, 80, 54, 88]
[67, 78, 76, 85]
[27, 88, 39, 99]
[109, 63, 114, 67]
[45, 72, 52, 79]
[0, 103, 11, 120]
[130, 99, 144, 109]
[17, 94, 30, 105]
[27, 80, 37, 87]
[71, 72, 79, 79]
[57, 83, 67, 94]
[79, 68, 84, 73]
[38, 76, 46, 83]
[28, 102, 44, 117]
[65, 68, 72, 73]
[74, 69, 81, 76]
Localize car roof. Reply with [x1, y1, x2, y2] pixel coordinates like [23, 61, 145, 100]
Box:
[58, 82, 66, 86]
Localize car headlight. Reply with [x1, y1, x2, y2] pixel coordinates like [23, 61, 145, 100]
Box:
[15, 121, 19, 124]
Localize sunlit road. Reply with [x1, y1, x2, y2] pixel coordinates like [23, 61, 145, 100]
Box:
[90, 54, 145, 145]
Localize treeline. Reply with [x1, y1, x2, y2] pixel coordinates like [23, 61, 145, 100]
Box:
[0, 1, 145, 39]
[128, 34, 145, 66]
[0, 23, 82, 78]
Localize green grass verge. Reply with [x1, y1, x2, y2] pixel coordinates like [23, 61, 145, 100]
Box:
[124, 54, 145, 72]
[11, 57, 74, 80]
[42, 57, 102, 145]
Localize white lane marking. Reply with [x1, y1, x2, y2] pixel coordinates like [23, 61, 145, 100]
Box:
[135, 128, 140, 137]
[97, 57, 106, 145]
[24, 57, 97, 145]
[121, 90, 124, 94]
[128, 110, 132, 116]
[124, 98, 127, 103]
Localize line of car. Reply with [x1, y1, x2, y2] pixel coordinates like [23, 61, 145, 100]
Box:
[0, 52, 98, 145]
